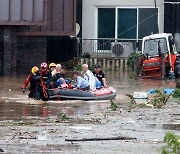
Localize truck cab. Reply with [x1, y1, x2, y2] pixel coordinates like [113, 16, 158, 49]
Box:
[137, 33, 179, 78]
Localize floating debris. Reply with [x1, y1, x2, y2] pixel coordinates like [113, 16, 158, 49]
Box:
[65, 136, 137, 142]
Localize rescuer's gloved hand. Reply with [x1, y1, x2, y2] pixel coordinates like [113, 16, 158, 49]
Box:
[22, 88, 26, 93]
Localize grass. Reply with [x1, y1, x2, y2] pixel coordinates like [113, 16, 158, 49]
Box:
[127, 52, 138, 71]
[57, 112, 69, 121]
[172, 89, 180, 99]
[149, 90, 171, 108]
[126, 89, 171, 109]
[161, 132, 180, 154]
[110, 100, 118, 111]
[11, 120, 33, 126]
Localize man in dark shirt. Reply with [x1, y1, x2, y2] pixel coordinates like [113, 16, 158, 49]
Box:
[93, 64, 107, 87]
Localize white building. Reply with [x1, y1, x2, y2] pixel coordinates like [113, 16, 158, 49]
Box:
[81, 0, 164, 57]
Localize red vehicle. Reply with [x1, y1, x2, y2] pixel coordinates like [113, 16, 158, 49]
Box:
[136, 33, 180, 79]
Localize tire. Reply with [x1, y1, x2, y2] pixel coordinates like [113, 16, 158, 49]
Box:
[174, 56, 180, 78]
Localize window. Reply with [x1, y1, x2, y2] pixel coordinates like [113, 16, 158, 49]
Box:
[98, 8, 115, 38]
[98, 8, 115, 50]
[138, 8, 158, 39]
[118, 9, 137, 39]
[97, 7, 159, 39]
[144, 38, 168, 56]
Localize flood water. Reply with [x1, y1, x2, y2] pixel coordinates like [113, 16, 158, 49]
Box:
[0, 71, 177, 121]
[0, 71, 179, 153]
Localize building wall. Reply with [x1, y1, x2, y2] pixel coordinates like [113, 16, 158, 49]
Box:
[0, 0, 77, 75]
[82, 0, 164, 39]
[0, 0, 45, 25]
[16, 37, 46, 74]
[0, 27, 17, 75]
[0, 0, 77, 36]
[17, 0, 76, 36]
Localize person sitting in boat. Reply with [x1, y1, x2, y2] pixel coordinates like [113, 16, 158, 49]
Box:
[95, 76, 102, 89]
[57, 65, 70, 86]
[49, 63, 56, 75]
[93, 64, 107, 87]
[72, 71, 90, 90]
[51, 64, 66, 88]
[82, 64, 96, 90]
[22, 66, 39, 98]
[33, 62, 52, 100]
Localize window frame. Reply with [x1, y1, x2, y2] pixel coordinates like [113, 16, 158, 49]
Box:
[96, 6, 160, 40]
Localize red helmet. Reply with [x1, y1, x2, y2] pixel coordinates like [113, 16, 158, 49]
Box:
[40, 62, 48, 68]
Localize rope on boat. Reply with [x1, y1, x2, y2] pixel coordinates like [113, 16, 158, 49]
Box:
[41, 79, 49, 100]
[40, 71, 49, 100]
[50, 83, 61, 101]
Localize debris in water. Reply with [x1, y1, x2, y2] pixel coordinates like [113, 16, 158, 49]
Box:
[126, 94, 136, 104]
[69, 126, 92, 130]
[57, 112, 69, 121]
[149, 90, 171, 108]
[133, 92, 147, 99]
[19, 136, 37, 139]
[110, 100, 117, 111]
[11, 121, 33, 126]
[163, 88, 174, 95]
[163, 124, 180, 130]
[65, 136, 137, 142]
[38, 131, 47, 141]
[152, 139, 159, 144]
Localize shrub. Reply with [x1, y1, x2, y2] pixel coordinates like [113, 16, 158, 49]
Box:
[161, 132, 180, 154]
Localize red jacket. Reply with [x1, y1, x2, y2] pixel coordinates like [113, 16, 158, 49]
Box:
[23, 74, 37, 91]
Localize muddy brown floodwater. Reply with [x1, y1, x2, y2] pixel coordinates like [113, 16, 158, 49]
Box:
[0, 71, 179, 154]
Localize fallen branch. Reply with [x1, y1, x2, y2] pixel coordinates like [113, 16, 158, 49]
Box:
[65, 136, 136, 142]
[19, 136, 37, 139]
[11, 132, 21, 140]
[126, 94, 136, 104]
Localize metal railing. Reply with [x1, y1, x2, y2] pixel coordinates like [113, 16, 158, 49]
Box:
[78, 38, 142, 58]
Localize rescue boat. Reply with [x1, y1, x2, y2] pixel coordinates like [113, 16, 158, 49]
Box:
[48, 85, 116, 101]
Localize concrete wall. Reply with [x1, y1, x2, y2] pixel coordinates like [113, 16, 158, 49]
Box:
[16, 37, 47, 74]
[0, 27, 17, 75]
[82, 0, 164, 39]
[0, 27, 47, 75]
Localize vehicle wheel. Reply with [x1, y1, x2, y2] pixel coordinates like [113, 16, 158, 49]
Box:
[174, 56, 180, 78]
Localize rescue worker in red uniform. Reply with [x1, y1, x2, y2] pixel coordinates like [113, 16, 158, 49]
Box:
[22, 66, 39, 98]
[33, 62, 52, 100]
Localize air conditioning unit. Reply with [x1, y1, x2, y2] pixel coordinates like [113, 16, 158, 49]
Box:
[111, 42, 134, 58]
